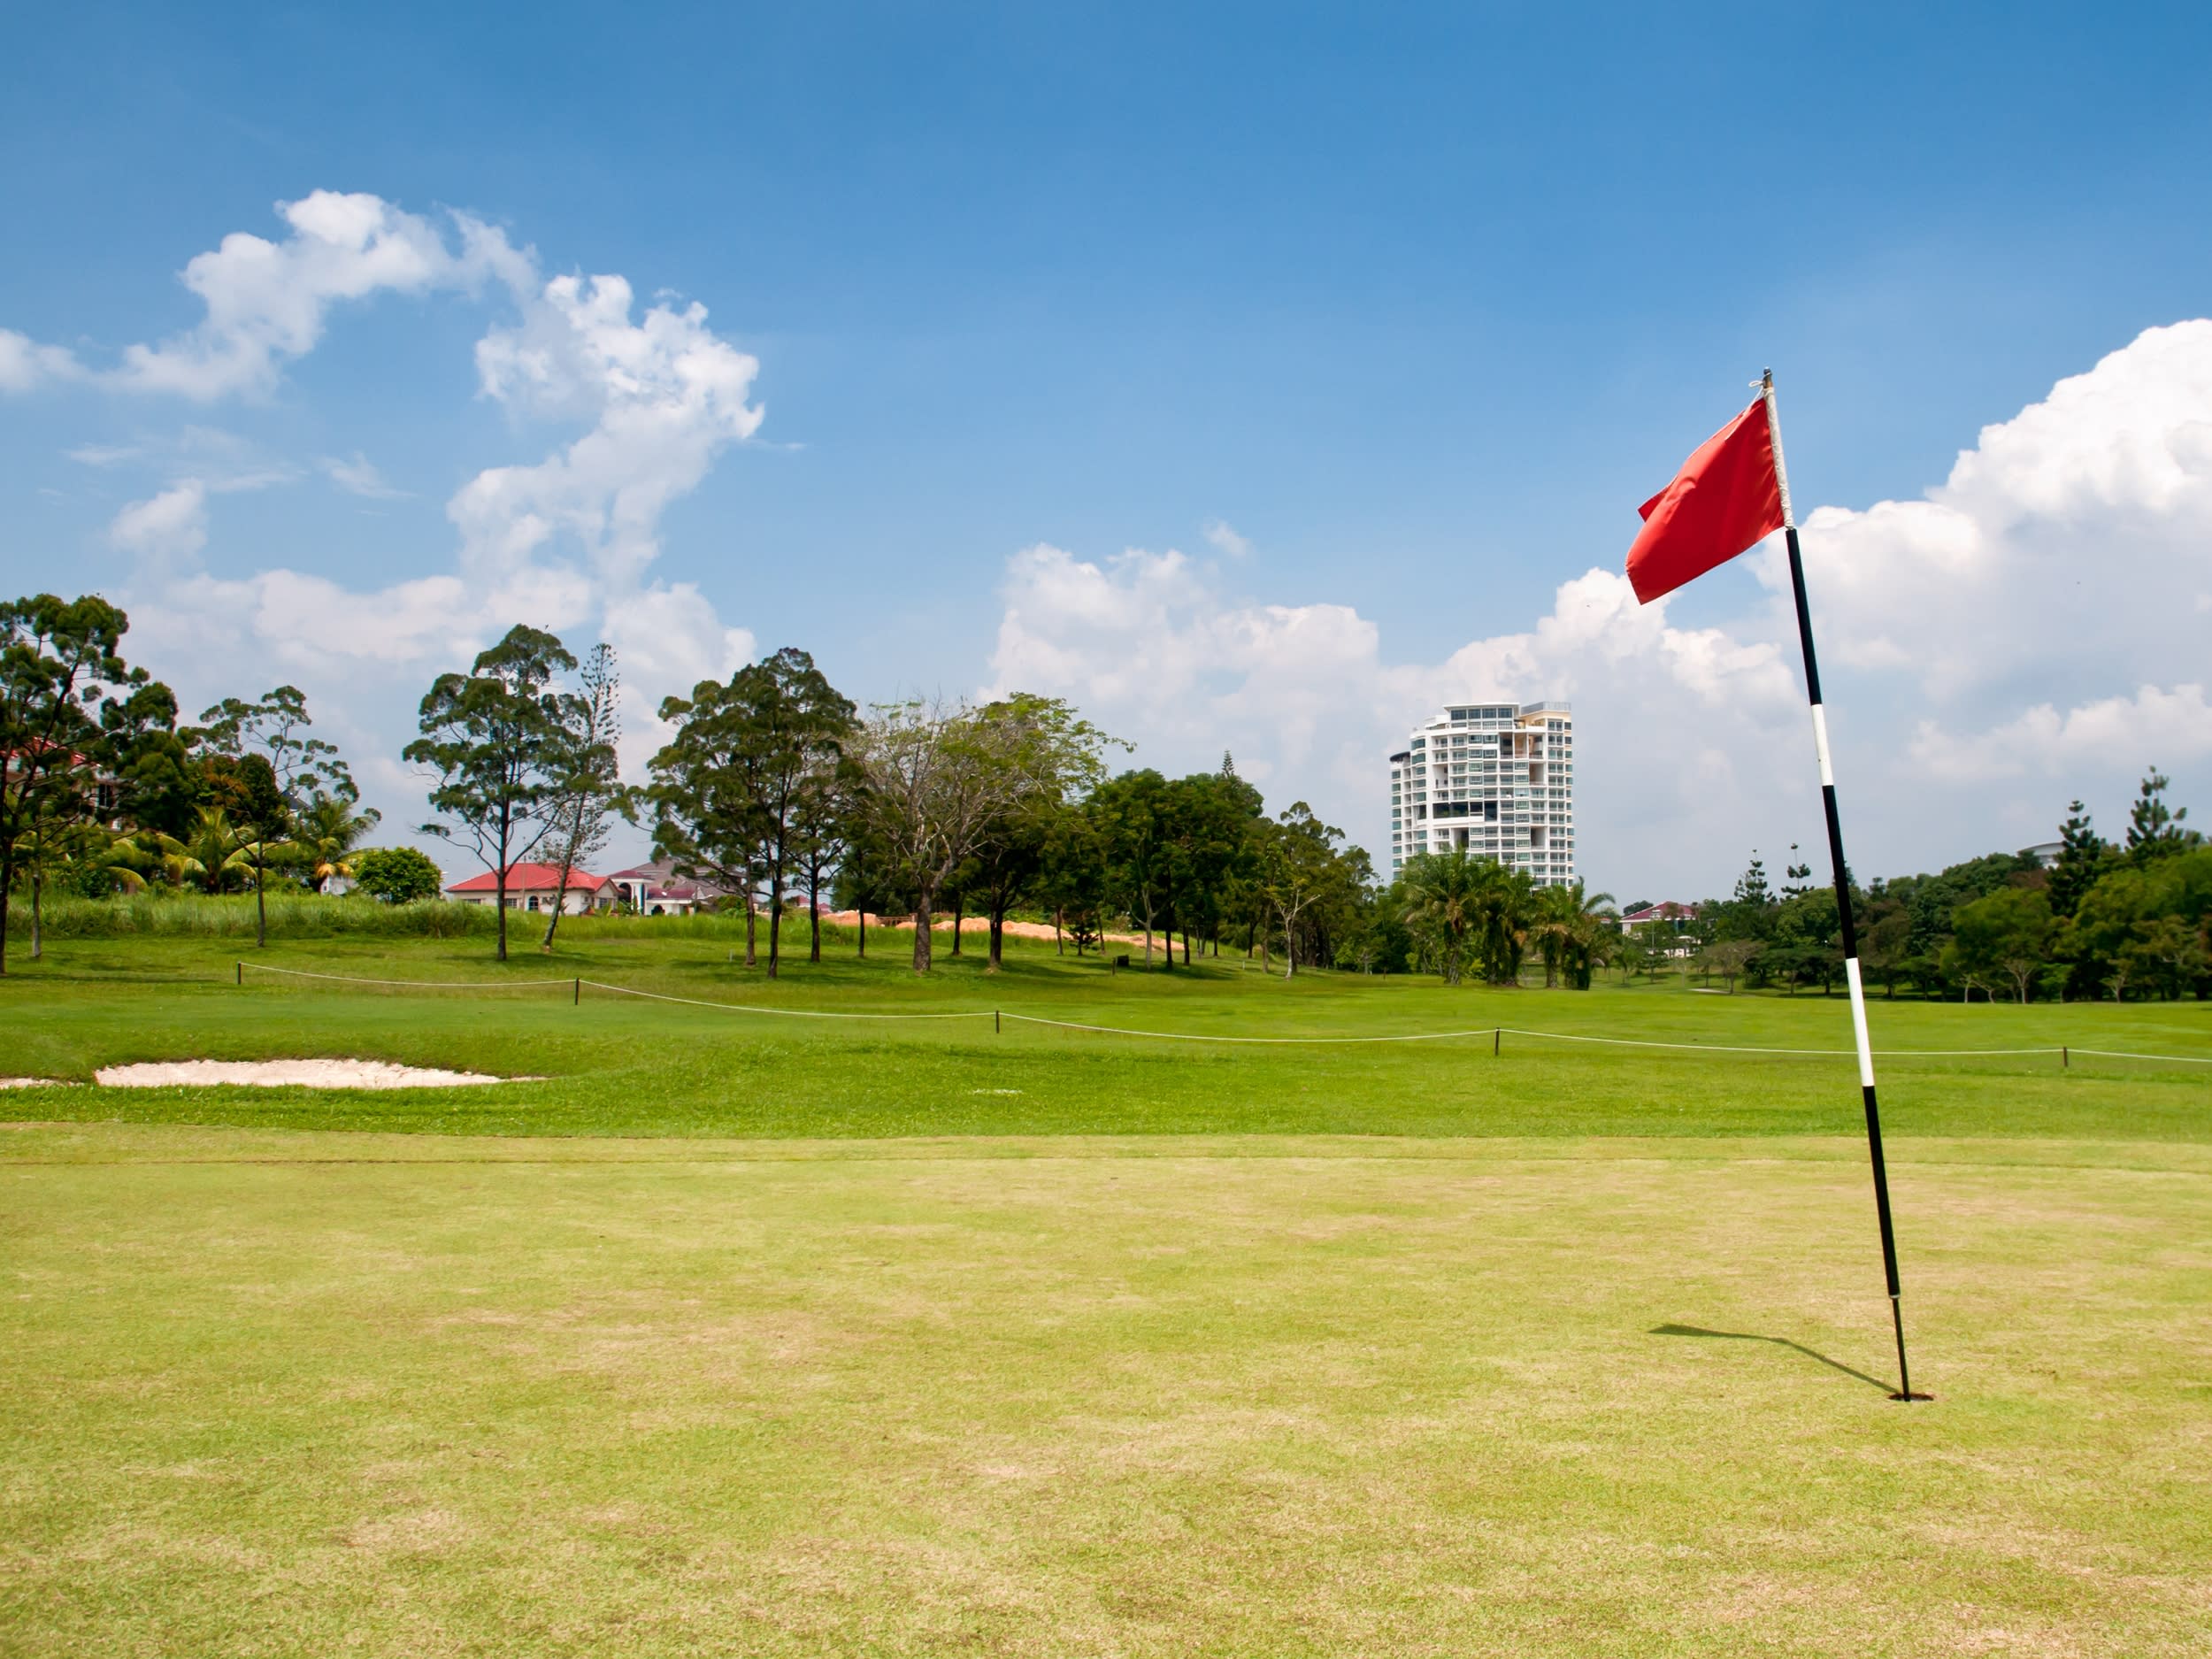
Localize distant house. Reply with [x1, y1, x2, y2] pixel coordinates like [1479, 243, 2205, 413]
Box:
[1616, 901, 1701, 955]
[605, 860, 733, 917]
[444, 863, 614, 915]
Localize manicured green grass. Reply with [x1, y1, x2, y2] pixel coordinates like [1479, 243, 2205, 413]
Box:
[4, 933, 2208, 1654]
[4, 1124, 2209, 1655]
[2, 930, 2207, 1141]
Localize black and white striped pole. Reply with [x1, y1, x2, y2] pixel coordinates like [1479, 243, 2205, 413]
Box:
[1763, 369, 1923, 1402]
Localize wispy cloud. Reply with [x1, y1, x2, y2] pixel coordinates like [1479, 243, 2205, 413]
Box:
[1202, 517, 1253, 559]
[318, 451, 409, 500]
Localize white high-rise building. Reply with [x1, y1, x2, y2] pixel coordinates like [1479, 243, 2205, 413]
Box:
[1386, 702, 1577, 886]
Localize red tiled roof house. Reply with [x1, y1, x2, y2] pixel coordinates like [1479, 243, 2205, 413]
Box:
[444, 863, 614, 915]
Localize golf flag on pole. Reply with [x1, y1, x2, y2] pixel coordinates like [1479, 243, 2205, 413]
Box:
[1624, 397, 1786, 603]
[1624, 373, 1926, 1402]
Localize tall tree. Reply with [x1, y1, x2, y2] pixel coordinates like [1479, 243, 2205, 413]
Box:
[538, 644, 625, 951]
[647, 649, 855, 976]
[1948, 886, 2058, 1003]
[2047, 800, 2109, 918]
[964, 695, 1118, 972]
[791, 757, 859, 964]
[1399, 846, 1484, 986]
[198, 687, 362, 948]
[2126, 768, 2199, 864]
[1471, 860, 1538, 985]
[1089, 769, 1174, 967]
[1532, 879, 1617, 989]
[845, 698, 1061, 973]
[1, 595, 138, 977]
[404, 625, 582, 963]
[1259, 802, 1345, 979]
[752, 651, 857, 976]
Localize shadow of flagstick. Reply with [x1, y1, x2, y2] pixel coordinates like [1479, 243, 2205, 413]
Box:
[1650, 1323, 1894, 1394]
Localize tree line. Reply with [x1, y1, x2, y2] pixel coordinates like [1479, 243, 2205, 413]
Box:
[12, 588, 2203, 995]
[1676, 773, 2209, 1002]
[3, 594, 1381, 976]
[1, 594, 388, 971]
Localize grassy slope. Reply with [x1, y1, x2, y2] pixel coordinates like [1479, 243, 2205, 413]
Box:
[1, 928, 2207, 1140]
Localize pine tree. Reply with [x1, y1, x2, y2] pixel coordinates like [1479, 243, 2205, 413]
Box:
[1733, 854, 1771, 907]
[2047, 799, 2108, 918]
[1781, 842, 1815, 899]
[2125, 767, 2198, 864]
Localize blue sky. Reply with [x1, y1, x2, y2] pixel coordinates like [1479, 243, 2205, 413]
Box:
[5, 3, 2210, 894]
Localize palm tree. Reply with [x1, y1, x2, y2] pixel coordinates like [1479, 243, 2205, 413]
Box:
[1468, 862, 1538, 986]
[296, 791, 381, 892]
[1400, 846, 1484, 986]
[180, 806, 258, 895]
[118, 827, 204, 891]
[1533, 880, 1617, 988]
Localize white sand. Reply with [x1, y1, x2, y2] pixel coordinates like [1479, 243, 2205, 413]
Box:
[92, 1060, 525, 1090]
[0, 1078, 72, 1089]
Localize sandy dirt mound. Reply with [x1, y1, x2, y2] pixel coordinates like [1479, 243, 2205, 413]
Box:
[817, 910, 1147, 946]
[94, 1060, 524, 1090]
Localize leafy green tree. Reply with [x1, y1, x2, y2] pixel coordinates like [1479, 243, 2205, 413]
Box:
[351, 846, 446, 905]
[1089, 769, 1175, 967]
[1163, 768, 1259, 965]
[199, 684, 366, 946]
[843, 698, 1064, 973]
[791, 755, 861, 964]
[2121, 915, 2208, 1001]
[960, 695, 1117, 972]
[1948, 886, 2058, 1003]
[2, 594, 143, 975]
[1858, 902, 1912, 997]
[1258, 802, 1348, 979]
[1696, 938, 1759, 994]
[1037, 805, 1110, 956]
[101, 678, 199, 839]
[2066, 847, 2212, 1001]
[404, 625, 583, 962]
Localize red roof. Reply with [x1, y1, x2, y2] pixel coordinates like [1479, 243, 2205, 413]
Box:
[446, 863, 609, 894]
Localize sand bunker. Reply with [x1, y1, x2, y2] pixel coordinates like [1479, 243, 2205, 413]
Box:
[93, 1060, 526, 1090]
[0, 1078, 72, 1090]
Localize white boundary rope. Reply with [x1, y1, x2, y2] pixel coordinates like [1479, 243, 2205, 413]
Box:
[580, 979, 989, 1021]
[2066, 1047, 2212, 1065]
[233, 963, 2212, 1064]
[240, 963, 575, 988]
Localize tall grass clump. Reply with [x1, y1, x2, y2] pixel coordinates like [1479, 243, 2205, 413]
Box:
[8, 892, 504, 940]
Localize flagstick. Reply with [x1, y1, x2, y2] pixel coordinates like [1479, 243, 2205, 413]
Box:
[1762, 369, 1924, 1403]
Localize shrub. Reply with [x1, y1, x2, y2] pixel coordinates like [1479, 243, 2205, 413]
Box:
[353, 847, 444, 905]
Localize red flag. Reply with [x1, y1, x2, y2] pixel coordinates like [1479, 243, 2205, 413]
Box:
[1625, 397, 1785, 603]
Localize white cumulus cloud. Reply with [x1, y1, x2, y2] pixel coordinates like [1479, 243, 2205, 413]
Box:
[11, 191, 768, 868]
[109, 481, 209, 561]
[992, 319, 2212, 892]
